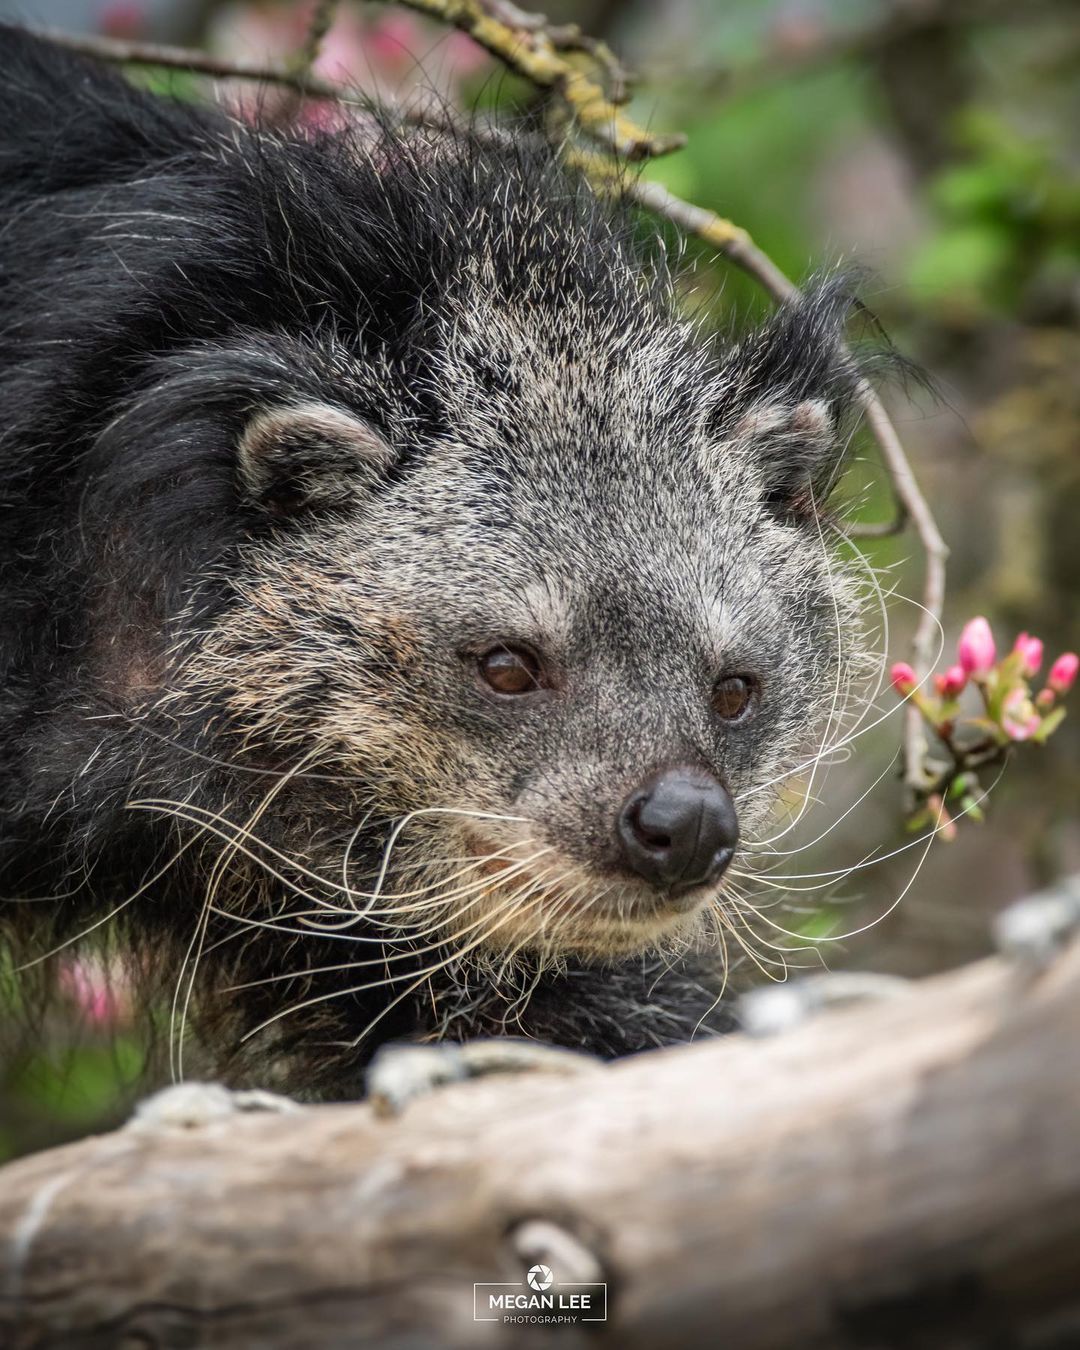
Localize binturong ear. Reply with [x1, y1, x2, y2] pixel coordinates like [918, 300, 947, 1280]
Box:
[237, 402, 394, 517]
[735, 397, 841, 522]
[712, 275, 868, 523]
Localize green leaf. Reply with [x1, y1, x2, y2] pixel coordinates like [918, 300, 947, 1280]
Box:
[793, 908, 842, 941]
[959, 797, 985, 823]
[1033, 708, 1067, 744]
[932, 162, 1018, 219]
[907, 223, 1014, 309]
[10, 1039, 144, 1126]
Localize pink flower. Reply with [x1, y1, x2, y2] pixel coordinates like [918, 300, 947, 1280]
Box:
[58, 957, 130, 1030]
[99, 1, 144, 38]
[769, 12, 828, 59]
[957, 616, 996, 676]
[1001, 687, 1040, 742]
[313, 28, 366, 83]
[1048, 652, 1079, 695]
[890, 662, 916, 696]
[1012, 632, 1044, 677]
[443, 31, 490, 79]
[364, 12, 424, 73]
[934, 664, 967, 698]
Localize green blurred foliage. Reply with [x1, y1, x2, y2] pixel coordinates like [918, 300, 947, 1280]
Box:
[908, 110, 1080, 319]
[644, 67, 868, 322]
[6, 1040, 144, 1130]
[1, 949, 147, 1161]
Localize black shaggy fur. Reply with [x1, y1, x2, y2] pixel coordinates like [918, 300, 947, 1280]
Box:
[0, 28, 870, 1098]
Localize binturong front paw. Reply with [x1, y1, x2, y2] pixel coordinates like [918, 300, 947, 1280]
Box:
[128, 1081, 302, 1130]
[365, 1038, 600, 1117]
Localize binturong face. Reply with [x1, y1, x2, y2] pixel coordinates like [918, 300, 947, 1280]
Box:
[169, 275, 868, 968]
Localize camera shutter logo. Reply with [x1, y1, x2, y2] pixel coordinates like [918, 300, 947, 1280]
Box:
[473, 1261, 606, 1322]
[527, 1265, 553, 1292]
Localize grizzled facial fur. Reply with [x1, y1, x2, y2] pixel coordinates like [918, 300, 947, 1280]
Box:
[0, 29, 871, 1088]
[180, 302, 861, 962]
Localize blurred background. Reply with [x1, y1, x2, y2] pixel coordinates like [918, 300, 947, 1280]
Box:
[1, 0, 1077, 1157]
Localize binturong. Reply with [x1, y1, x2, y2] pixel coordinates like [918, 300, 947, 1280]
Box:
[0, 28, 876, 1099]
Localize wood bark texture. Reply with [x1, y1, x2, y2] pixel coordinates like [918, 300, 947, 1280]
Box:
[2, 937, 1080, 1349]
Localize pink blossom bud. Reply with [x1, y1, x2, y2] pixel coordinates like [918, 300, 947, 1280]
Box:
[1048, 652, 1079, 695]
[365, 12, 423, 72]
[58, 957, 130, 1029]
[99, 1, 144, 38]
[934, 664, 967, 698]
[1035, 688, 1056, 711]
[890, 662, 916, 696]
[1001, 687, 1041, 742]
[957, 616, 996, 676]
[1012, 632, 1044, 677]
[444, 32, 490, 78]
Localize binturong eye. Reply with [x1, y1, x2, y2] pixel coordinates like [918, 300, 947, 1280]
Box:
[477, 645, 548, 697]
[712, 674, 757, 721]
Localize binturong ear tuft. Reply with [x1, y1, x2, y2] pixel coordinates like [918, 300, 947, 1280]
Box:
[711, 274, 872, 523]
[735, 397, 840, 522]
[237, 402, 394, 517]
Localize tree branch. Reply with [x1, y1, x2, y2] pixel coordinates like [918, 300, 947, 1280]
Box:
[394, 0, 680, 158]
[291, 0, 340, 80]
[3, 911, 1080, 1346]
[37, 28, 355, 100]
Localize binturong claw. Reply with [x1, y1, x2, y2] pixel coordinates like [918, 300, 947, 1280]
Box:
[128, 1082, 301, 1130]
[993, 873, 1080, 967]
[366, 1038, 600, 1117]
[737, 971, 914, 1037]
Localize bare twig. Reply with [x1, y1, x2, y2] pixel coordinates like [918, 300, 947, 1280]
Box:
[393, 0, 677, 157]
[39, 29, 354, 101]
[543, 25, 634, 105]
[291, 0, 340, 79]
[857, 391, 949, 802]
[477, 0, 635, 101]
[37, 7, 948, 798]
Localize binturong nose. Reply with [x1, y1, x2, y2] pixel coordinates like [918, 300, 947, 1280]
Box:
[616, 767, 739, 893]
